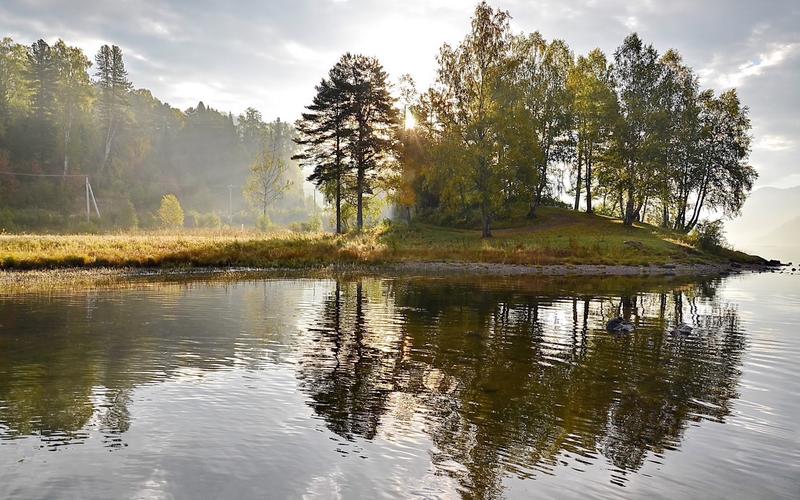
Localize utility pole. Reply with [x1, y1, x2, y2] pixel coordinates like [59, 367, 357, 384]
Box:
[228, 185, 233, 225]
[85, 176, 90, 221]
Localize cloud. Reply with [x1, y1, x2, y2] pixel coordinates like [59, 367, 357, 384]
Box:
[755, 134, 795, 152]
[711, 43, 799, 88]
[1, 0, 798, 187]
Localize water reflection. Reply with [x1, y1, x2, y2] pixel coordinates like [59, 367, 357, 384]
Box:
[296, 276, 745, 496]
[0, 275, 758, 498]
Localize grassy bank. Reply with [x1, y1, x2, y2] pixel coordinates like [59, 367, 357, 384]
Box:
[0, 207, 764, 270]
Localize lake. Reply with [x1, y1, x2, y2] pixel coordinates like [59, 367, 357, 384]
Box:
[1, 272, 798, 499]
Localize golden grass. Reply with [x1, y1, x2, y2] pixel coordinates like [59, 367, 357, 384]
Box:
[0, 207, 763, 270]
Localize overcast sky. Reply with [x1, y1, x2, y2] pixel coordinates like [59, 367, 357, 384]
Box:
[2, 0, 798, 188]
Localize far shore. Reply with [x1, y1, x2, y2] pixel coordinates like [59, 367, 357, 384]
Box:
[1, 208, 788, 281]
[1, 260, 790, 295]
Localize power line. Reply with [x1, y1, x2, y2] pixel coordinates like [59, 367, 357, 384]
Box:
[0, 171, 243, 190]
[0, 171, 90, 178]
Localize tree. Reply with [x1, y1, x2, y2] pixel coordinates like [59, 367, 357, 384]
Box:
[567, 49, 617, 213]
[337, 53, 399, 231]
[237, 107, 265, 156]
[429, 1, 512, 237]
[508, 32, 573, 218]
[243, 149, 291, 222]
[95, 45, 132, 171]
[679, 89, 755, 232]
[53, 40, 93, 175]
[158, 194, 184, 228]
[611, 33, 665, 226]
[0, 38, 30, 143]
[27, 39, 57, 123]
[393, 73, 421, 223]
[659, 49, 702, 230]
[26, 39, 58, 161]
[294, 74, 351, 234]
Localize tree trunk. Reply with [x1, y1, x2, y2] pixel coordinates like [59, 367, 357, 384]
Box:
[481, 198, 492, 238]
[530, 136, 551, 219]
[102, 119, 115, 171]
[335, 174, 342, 234]
[356, 167, 364, 231]
[585, 149, 593, 214]
[573, 141, 582, 211]
[335, 135, 342, 234]
[640, 196, 649, 223]
[685, 170, 710, 232]
[623, 189, 635, 226]
[63, 113, 71, 176]
[530, 163, 547, 218]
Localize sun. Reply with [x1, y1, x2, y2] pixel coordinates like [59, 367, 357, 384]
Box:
[404, 111, 416, 130]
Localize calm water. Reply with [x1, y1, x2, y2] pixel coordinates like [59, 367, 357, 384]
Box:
[1, 272, 799, 499]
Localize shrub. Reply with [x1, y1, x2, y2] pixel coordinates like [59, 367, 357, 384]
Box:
[691, 219, 727, 252]
[256, 213, 272, 232]
[157, 194, 184, 229]
[290, 214, 323, 233]
[0, 208, 14, 232]
[108, 199, 138, 230]
[187, 210, 202, 228]
[200, 212, 221, 229]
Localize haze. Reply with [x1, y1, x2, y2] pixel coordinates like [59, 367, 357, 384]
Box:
[2, 0, 798, 188]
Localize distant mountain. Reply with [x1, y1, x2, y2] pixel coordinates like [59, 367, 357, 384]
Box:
[726, 186, 800, 248]
[757, 216, 800, 246]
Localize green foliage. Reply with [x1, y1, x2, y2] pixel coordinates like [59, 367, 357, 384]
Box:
[108, 199, 138, 229]
[294, 53, 399, 232]
[255, 213, 272, 232]
[157, 194, 184, 229]
[187, 210, 221, 229]
[399, 3, 755, 238]
[690, 220, 727, 253]
[244, 150, 290, 219]
[1, 37, 315, 234]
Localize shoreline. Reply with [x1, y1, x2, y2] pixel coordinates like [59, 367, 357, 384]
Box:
[0, 261, 785, 294]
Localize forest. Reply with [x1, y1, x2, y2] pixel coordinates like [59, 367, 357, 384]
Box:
[0, 39, 311, 232]
[0, 1, 756, 240]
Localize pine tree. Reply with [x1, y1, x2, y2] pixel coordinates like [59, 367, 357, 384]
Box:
[336, 53, 399, 231]
[95, 44, 131, 171]
[26, 39, 58, 163]
[27, 39, 57, 122]
[294, 73, 351, 234]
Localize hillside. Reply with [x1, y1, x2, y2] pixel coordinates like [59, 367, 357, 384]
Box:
[0, 207, 764, 271]
[758, 216, 800, 246]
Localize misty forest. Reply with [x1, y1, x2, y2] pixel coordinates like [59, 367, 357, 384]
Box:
[0, 2, 755, 239]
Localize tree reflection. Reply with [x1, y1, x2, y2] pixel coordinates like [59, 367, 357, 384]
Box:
[0, 281, 297, 445]
[297, 280, 402, 440]
[0, 275, 746, 497]
[296, 275, 745, 496]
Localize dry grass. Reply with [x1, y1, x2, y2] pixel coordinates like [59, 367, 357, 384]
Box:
[0, 207, 763, 270]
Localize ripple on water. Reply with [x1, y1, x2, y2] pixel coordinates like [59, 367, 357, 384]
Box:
[0, 274, 798, 499]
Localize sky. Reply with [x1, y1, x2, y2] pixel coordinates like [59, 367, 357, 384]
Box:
[1, 0, 798, 188]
